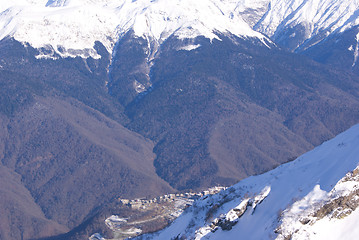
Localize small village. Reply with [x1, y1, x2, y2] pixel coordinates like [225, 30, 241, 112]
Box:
[117, 186, 227, 210]
[89, 186, 228, 240]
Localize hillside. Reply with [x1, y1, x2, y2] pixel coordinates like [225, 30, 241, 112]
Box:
[0, 38, 173, 239]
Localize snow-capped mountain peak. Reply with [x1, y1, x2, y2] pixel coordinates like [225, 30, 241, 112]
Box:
[0, 0, 269, 59]
[0, 1, 120, 59]
[112, 0, 266, 42]
[255, 0, 359, 50]
[1, 0, 359, 58]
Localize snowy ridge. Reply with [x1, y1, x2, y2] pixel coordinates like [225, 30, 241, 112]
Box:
[135, 124, 359, 239]
[0, 0, 269, 59]
[111, 0, 266, 42]
[0, 0, 119, 59]
[1, 0, 359, 58]
[255, 0, 359, 50]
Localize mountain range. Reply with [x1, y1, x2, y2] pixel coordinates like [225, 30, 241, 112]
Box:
[0, 0, 359, 239]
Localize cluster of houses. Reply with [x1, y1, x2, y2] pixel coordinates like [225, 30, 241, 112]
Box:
[118, 186, 227, 210]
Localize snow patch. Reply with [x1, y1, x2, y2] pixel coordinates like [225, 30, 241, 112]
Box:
[353, 32, 359, 67]
[133, 80, 146, 93]
[251, 185, 271, 211]
[178, 44, 201, 51]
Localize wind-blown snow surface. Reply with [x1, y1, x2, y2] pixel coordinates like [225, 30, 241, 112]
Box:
[135, 124, 359, 240]
[0, 0, 268, 59]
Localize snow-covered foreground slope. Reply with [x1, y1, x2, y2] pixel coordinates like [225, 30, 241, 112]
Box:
[135, 124, 359, 240]
[0, 0, 268, 59]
